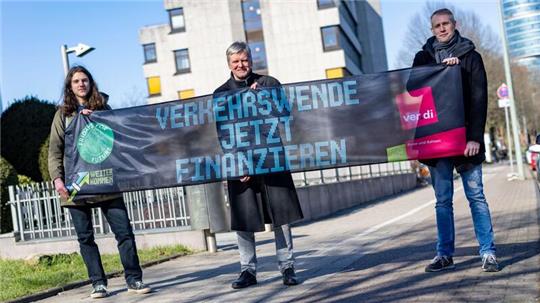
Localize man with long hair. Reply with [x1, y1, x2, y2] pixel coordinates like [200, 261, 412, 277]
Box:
[48, 66, 152, 298]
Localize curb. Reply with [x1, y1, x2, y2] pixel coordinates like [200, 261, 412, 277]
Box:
[6, 252, 190, 303]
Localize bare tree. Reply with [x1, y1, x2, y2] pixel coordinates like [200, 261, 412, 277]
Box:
[395, 1, 500, 69]
[510, 65, 540, 143]
[119, 86, 147, 109]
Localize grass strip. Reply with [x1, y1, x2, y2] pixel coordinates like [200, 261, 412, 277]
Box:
[0, 244, 192, 302]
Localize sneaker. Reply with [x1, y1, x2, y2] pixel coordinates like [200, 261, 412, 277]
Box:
[90, 284, 108, 299]
[127, 281, 152, 294]
[482, 254, 499, 272]
[425, 255, 455, 272]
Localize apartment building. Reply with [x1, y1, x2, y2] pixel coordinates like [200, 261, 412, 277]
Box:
[139, 0, 388, 103]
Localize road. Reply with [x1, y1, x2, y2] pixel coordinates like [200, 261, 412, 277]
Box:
[38, 164, 540, 303]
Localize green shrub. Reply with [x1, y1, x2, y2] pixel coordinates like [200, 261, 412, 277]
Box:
[17, 175, 33, 185]
[1, 96, 56, 181]
[39, 137, 51, 181]
[0, 157, 18, 233]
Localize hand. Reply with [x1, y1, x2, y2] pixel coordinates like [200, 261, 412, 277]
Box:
[250, 82, 259, 90]
[79, 109, 93, 115]
[464, 141, 480, 157]
[240, 176, 251, 183]
[442, 57, 460, 66]
[53, 178, 69, 200]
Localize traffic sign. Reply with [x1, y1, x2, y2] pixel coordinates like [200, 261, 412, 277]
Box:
[498, 99, 510, 108]
[497, 83, 509, 99]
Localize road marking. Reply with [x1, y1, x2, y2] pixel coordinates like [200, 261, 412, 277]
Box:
[356, 186, 464, 237]
[355, 197, 438, 238]
[303, 171, 498, 260]
[356, 169, 502, 239]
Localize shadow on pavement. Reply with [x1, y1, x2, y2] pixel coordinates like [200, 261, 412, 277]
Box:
[109, 196, 539, 302]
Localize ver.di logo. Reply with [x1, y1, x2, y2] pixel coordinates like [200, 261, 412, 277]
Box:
[77, 122, 114, 164]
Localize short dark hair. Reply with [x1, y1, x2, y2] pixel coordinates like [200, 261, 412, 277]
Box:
[431, 8, 456, 24]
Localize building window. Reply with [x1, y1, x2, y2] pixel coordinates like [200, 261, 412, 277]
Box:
[340, 32, 363, 70]
[169, 8, 185, 33]
[178, 89, 195, 100]
[143, 43, 157, 64]
[321, 25, 363, 70]
[321, 26, 340, 51]
[242, 0, 268, 74]
[174, 49, 191, 74]
[318, 0, 335, 9]
[340, 3, 358, 36]
[325, 67, 351, 79]
[249, 41, 268, 73]
[146, 76, 161, 97]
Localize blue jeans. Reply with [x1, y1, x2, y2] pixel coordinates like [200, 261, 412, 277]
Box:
[68, 198, 143, 286]
[236, 224, 295, 275]
[429, 159, 496, 257]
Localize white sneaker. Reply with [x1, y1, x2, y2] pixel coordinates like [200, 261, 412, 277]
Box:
[90, 284, 108, 299]
[481, 254, 499, 272]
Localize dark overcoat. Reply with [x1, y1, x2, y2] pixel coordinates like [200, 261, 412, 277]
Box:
[214, 72, 304, 232]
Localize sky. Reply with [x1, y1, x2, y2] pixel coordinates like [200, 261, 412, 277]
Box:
[0, 0, 504, 111]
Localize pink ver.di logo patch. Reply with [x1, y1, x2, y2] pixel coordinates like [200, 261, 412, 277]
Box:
[395, 87, 438, 130]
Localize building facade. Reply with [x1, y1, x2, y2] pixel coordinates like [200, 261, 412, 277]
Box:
[503, 0, 540, 74]
[139, 0, 387, 103]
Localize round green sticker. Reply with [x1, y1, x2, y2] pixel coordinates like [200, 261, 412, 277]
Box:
[77, 122, 114, 164]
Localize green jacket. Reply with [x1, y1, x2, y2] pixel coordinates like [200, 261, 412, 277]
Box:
[48, 101, 121, 207]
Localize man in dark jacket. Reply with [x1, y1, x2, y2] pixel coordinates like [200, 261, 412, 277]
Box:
[413, 8, 498, 272]
[214, 41, 303, 289]
[49, 66, 151, 298]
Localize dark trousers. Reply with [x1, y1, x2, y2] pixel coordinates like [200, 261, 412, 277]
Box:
[68, 198, 142, 286]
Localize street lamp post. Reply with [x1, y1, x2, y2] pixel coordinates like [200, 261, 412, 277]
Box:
[498, 1, 525, 180]
[61, 43, 95, 76]
[497, 85, 515, 177]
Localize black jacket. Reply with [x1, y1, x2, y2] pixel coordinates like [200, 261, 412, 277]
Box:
[213, 72, 304, 232]
[412, 35, 488, 171]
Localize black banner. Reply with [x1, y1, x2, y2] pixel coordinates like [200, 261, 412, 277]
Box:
[65, 65, 465, 197]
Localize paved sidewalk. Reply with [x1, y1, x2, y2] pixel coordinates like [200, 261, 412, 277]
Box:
[38, 164, 540, 303]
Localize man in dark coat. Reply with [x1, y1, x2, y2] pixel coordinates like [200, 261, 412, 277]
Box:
[214, 41, 304, 289]
[412, 8, 498, 273]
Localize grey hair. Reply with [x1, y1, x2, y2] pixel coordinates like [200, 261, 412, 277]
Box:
[226, 41, 252, 62]
[431, 8, 456, 24]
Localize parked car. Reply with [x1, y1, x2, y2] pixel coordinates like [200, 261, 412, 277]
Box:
[536, 135, 540, 182]
[529, 143, 540, 171]
[536, 152, 540, 182]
